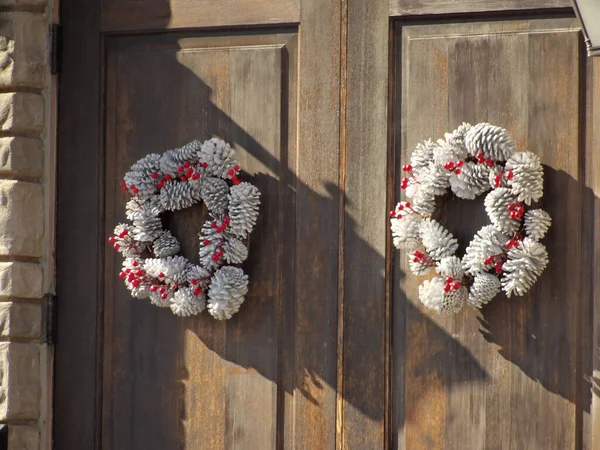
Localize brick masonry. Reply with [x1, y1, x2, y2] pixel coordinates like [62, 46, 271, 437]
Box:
[0, 4, 50, 450]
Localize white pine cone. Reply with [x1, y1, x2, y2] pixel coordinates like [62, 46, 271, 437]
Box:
[436, 256, 464, 279]
[391, 214, 422, 250]
[468, 273, 501, 308]
[152, 231, 180, 258]
[228, 182, 260, 238]
[444, 122, 472, 156]
[433, 140, 458, 166]
[187, 264, 211, 288]
[502, 237, 549, 297]
[159, 180, 200, 211]
[408, 251, 434, 276]
[222, 236, 249, 264]
[484, 188, 520, 234]
[419, 219, 458, 261]
[463, 225, 508, 275]
[170, 287, 206, 317]
[125, 197, 163, 221]
[131, 212, 163, 242]
[449, 161, 490, 200]
[207, 266, 249, 320]
[122, 258, 150, 299]
[144, 255, 191, 285]
[417, 162, 449, 196]
[123, 153, 161, 198]
[148, 290, 172, 308]
[464, 122, 516, 162]
[159, 141, 202, 175]
[199, 138, 238, 178]
[418, 277, 466, 314]
[201, 177, 230, 214]
[198, 219, 227, 270]
[410, 186, 436, 215]
[505, 151, 544, 205]
[524, 209, 551, 241]
[410, 140, 437, 173]
[177, 140, 203, 162]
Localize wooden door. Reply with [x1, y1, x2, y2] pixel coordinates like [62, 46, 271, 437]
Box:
[55, 0, 600, 449]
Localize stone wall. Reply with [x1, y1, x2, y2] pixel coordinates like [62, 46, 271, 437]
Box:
[0, 1, 53, 449]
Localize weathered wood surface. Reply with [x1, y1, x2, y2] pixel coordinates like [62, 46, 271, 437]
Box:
[390, 0, 571, 17]
[395, 17, 587, 449]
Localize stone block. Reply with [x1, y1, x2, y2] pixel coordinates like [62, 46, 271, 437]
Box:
[0, 180, 43, 257]
[0, 262, 43, 299]
[0, 302, 41, 339]
[0, 137, 43, 177]
[0, 342, 40, 420]
[8, 425, 39, 450]
[0, 93, 44, 135]
[0, 12, 47, 88]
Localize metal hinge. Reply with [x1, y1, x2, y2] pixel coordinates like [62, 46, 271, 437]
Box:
[42, 294, 56, 345]
[50, 24, 61, 75]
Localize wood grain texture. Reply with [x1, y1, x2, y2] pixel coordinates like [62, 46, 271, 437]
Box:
[102, 0, 300, 32]
[341, 0, 389, 448]
[53, 0, 103, 447]
[394, 17, 587, 450]
[291, 0, 341, 448]
[102, 30, 298, 450]
[390, 0, 571, 17]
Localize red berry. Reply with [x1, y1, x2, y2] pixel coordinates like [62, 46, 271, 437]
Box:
[445, 161, 455, 170]
[397, 204, 404, 211]
[125, 269, 131, 274]
[402, 164, 413, 172]
[113, 244, 120, 250]
[211, 222, 217, 229]
[508, 204, 516, 212]
[186, 168, 194, 178]
[457, 160, 464, 167]
[212, 254, 219, 261]
[159, 287, 166, 294]
[184, 161, 191, 168]
[227, 169, 235, 176]
[389, 211, 396, 217]
[130, 184, 136, 189]
[150, 285, 158, 292]
[192, 173, 200, 180]
[233, 179, 240, 185]
[234, 165, 240, 171]
[120, 181, 126, 187]
[161, 293, 168, 300]
[396, 214, 402, 219]
[158, 272, 165, 278]
[201, 162, 208, 168]
[132, 260, 138, 267]
[119, 271, 126, 279]
[506, 170, 514, 180]
[178, 165, 184, 172]
[164, 174, 172, 181]
[191, 279, 198, 285]
[108, 236, 115, 243]
[203, 239, 210, 246]
[445, 276, 453, 283]
[443, 284, 451, 293]
[157, 181, 165, 188]
[454, 169, 461, 175]
[494, 181, 500, 188]
[486, 159, 494, 167]
[452, 281, 461, 290]
[132, 188, 139, 194]
[180, 176, 187, 182]
[405, 201, 411, 208]
[413, 257, 419, 263]
[513, 241, 520, 248]
[132, 279, 140, 288]
[151, 172, 158, 179]
[224, 217, 230, 225]
[193, 288, 202, 296]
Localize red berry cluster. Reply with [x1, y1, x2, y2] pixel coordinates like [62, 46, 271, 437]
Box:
[443, 160, 463, 175]
[108, 227, 140, 254]
[507, 202, 524, 219]
[204, 217, 232, 262]
[412, 250, 435, 267]
[400, 177, 409, 190]
[491, 169, 514, 188]
[476, 152, 494, 167]
[389, 201, 412, 219]
[402, 164, 413, 173]
[483, 254, 505, 274]
[227, 165, 241, 185]
[443, 276, 462, 292]
[505, 231, 522, 249]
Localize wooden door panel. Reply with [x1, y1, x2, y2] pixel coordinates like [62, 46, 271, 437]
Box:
[103, 31, 295, 450]
[393, 17, 587, 449]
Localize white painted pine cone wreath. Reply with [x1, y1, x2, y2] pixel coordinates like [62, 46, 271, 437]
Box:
[109, 138, 261, 320]
[390, 122, 551, 314]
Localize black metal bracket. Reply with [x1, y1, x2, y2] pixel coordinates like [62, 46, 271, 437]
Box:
[50, 24, 61, 74]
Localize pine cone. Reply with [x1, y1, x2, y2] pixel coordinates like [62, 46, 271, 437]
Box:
[159, 141, 202, 175]
[177, 140, 202, 162]
[463, 225, 508, 275]
[409, 186, 436, 216]
[222, 236, 249, 264]
[436, 256, 464, 279]
[159, 180, 200, 211]
[228, 182, 260, 238]
[391, 214, 422, 250]
[505, 151, 544, 205]
[419, 219, 458, 261]
[153, 231, 180, 258]
[444, 122, 472, 156]
[148, 290, 172, 308]
[449, 161, 490, 199]
[187, 264, 211, 288]
[502, 238, 549, 297]
[144, 256, 191, 284]
[418, 277, 466, 314]
[123, 153, 161, 198]
[122, 258, 150, 299]
[484, 188, 520, 234]
[126, 197, 163, 221]
[112, 223, 146, 257]
[524, 209, 551, 241]
[198, 218, 228, 270]
[207, 266, 249, 320]
[170, 287, 206, 317]
[199, 138, 238, 178]
[410, 140, 437, 173]
[468, 273, 501, 308]
[464, 122, 516, 161]
[201, 177, 230, 214]
[131, 212, 163, 242]
[417, 162, 449, 196]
